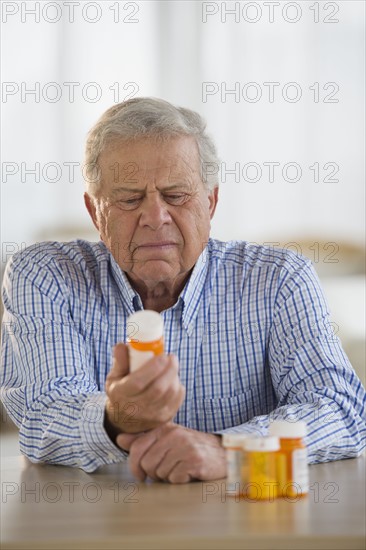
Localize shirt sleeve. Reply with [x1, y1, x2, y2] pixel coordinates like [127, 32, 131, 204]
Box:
[1, 248, 128, 472]
[219, 256, 366, 463]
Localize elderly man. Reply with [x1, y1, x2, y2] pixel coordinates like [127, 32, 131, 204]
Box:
[1, 98, 365, 483]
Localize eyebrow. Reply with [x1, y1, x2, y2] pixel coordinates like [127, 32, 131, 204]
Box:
[111, 184, 190, 194]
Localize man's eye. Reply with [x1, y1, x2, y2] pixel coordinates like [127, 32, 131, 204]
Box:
[117, 198, 142, 210]
[164, 194, 189, 205]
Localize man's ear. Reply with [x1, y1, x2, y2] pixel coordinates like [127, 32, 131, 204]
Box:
[84, 193, 99, 232]
[209, 186, 219, 220]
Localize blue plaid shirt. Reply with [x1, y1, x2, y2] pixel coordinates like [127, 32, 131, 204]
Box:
[1, 239, 365, 472]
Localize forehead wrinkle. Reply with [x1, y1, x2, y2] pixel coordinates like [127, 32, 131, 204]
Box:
[136, 164, 196, 186]
[115, 153, 196, 176]
[111, 186, 145, 195]
[110, 179, 193, 195]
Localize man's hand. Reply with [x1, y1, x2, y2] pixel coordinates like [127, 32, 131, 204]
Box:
[116, 423, 227, 483]
[104, 343, 185, 436]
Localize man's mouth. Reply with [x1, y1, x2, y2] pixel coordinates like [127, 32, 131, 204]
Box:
[137, 242, 177, 249]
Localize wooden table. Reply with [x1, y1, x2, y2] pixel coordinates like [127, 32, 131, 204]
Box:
[1, 453, 365, 549]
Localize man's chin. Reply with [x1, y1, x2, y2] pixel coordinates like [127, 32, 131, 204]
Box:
[127, 260, 181, 282]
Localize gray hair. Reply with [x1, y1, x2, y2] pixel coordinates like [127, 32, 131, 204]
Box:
[84, 97, 219, 195]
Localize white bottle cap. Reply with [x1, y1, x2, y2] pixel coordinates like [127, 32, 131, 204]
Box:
[127, 310, 164, 343]
[268, 420, 307, 438]
[222, 433, 249, 448]
[243, 436, 280, 452]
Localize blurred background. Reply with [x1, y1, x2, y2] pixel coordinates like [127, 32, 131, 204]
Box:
[1, 1, 365, 449]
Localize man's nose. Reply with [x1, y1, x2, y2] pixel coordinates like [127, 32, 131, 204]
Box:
[138, 192, 172, 230]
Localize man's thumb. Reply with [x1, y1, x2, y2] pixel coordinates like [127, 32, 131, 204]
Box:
[110, 342, 130, 378]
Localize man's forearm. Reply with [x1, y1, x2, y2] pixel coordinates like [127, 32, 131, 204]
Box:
[16, 391, 128, 472]
[219, 397, 365, 463]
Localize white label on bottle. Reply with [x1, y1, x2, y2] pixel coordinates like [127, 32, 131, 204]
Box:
[292, 448, 309, 493]
[226, 449, 242, 492]
[129, 348, 154, 372]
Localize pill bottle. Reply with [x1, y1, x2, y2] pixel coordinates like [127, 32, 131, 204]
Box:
[268, 420, 308, 499]
[222, 434, 248, 496]
[127, 310, 164, 372]
[243, 436, 280, 501]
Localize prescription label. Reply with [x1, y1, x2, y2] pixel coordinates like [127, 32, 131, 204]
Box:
[226, 449, 242, 490]
[292, 448, 309, 493]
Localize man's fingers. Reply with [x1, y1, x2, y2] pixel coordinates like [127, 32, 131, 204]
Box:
[127, 429, 163, 481]
[128, 354, 173, 395]
[167, 462, 193, 484]
[116, 432, 141, 451]
[142, 355, 180, 403]
[141, 440, 177, 481]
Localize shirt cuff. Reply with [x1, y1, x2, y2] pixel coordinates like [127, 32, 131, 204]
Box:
[79, 392, 128, 467]
[214, 423, 266, 438]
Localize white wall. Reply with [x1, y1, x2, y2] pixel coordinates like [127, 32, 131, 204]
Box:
[2, 1, 365, 254]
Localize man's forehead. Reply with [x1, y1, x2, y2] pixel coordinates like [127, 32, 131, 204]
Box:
[99, 136, 200, 171]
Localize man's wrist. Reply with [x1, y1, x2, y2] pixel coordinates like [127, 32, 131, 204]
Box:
[103, 409, 122, 445]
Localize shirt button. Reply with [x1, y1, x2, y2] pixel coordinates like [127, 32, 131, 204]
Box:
[107, 452, 116, 460]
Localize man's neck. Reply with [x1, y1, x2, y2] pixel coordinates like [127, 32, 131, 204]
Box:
[127, 275, 190, 313]
[143, 295, 177, 313]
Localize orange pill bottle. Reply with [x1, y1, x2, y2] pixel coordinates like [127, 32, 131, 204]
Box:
[127, 310, 164, 372]
[268, 420, 309, 499]
[243, 436, 280, 501]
